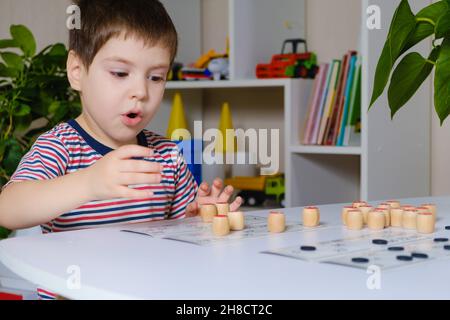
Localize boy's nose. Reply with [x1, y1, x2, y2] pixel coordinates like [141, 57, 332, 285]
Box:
[130, 78, 149, 101]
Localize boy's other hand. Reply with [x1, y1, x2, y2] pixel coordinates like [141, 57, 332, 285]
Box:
[84, 145, 162, 201]
[185, 178, 243, 218]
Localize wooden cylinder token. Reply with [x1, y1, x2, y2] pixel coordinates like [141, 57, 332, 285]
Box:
[390, 208, 404, 227]
[352, 200, 367, 208]
[359, 205, 373, 225]
[421, 204, 437, 221]
[302, 206, 320, 227]
[215, 202, 230, 216]
[347, 210, 363, 230]
[212, 215, 230, 236]
[368, 210, 385, 230]
[228, 211, 245, 231]
[268, 211, 286, 233]
[386, 200, 401, 209]
[341, 206, 354, 226]
[376, 207, 390, 227]
[416, 207, 429, 214]
[417, 212, 435, 234]
[200, 204, 218, 223]
[378, 203, 391, 212]
[402, 209, 418, 230]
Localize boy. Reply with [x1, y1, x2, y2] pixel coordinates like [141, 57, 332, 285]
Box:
[0, 0, 242, 299]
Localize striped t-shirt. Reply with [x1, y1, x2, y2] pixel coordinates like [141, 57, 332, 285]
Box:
[4, 119, 198, 299]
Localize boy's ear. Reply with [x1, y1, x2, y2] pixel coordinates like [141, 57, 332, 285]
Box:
[66, 50, 84, 92]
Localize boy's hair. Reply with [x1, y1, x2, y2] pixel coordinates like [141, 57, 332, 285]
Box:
[69, 0, 178, 70]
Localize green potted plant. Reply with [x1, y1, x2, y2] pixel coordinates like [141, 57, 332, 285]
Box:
[370, 0, 450, 124]
[0, 25, 81, 239]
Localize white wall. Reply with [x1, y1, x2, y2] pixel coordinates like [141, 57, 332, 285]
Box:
[306, 0, 361, 63]
[0, 0, 70, 50]
[431, 84, 450, 196]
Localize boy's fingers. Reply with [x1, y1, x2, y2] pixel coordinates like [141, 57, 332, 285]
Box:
[217, 185, 234, 203]
[115, 145, 154, 159]
[118, 187, 153, 199]
[210, 178, 223, 198]
[197, 182, 210, 197]
[229, 196, 243, 212]
[185, 201, 199, 217]
[121, 173, 162, 185]
[120, 160, 163, 173]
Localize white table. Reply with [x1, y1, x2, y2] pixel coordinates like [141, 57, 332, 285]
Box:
[1, 196, 450, 300]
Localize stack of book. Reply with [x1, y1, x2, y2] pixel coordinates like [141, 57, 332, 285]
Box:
[301, 51, 361, 146]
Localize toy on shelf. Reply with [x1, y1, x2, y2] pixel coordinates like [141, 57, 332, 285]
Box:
[224, 173, 285, 207]
[256, 38, 318, 79]
[166, 93, 189, 140]
[208, 57, 229, 81]
[167, 62, 183, 81]
[216, 102, 237, 153]
[180, 38, 230, 81]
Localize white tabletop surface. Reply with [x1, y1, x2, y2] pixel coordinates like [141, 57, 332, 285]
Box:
[1, 196, 450, 300]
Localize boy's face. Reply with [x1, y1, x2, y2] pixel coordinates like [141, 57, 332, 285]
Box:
[68, 34, 171, 147]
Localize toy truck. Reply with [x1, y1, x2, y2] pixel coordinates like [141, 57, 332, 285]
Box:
[224, 174, 285, 207]
[256, 39, 318, 79]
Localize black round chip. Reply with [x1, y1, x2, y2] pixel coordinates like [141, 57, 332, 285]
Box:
[300, 246, 316, 251]
[411, 253, 428, 259]
[372, 239, 388, 245]
[434, 238, 449, 243]
[397, 255, 413, 261]
[445, 226, 450, 230]
[444, 245, 450, 251]
[388, 246, 404, 251]
[352, 257, 369, 264]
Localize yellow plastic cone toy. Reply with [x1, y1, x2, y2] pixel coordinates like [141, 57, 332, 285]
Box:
[216, 102, 237, 153]
[166, 92, 190, 140]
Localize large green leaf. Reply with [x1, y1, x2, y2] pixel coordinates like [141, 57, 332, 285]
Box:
[14, 104, 31, 117]
[0, 62, 18, 77]
[14, 113, 32, 133]
[0, 52, 24, 71]
[388, 46, 441, 118]
[48, 43, 67, 56]
[401, 1, 449, 54]
[48, 101, 60, 114]
[435, 37, 450, 125]
[10, 25, 36, 57]
[0, 39, 19, 49]
[3, 139, 23, 175]
[435, 11, 450, 38]
[369, 0, 416, 109]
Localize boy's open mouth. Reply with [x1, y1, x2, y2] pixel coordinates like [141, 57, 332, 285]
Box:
[121, 110, 143, 126]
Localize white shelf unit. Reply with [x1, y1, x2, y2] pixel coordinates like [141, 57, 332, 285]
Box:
[288, 0, 431, 207]
[151, 0, 432, 208]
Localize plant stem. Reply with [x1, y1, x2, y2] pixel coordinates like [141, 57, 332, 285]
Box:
[4, 113, 13, 140]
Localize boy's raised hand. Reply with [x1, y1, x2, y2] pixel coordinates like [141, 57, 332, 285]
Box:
[85, 145, 162, 201]
[185, 178, 243, 217]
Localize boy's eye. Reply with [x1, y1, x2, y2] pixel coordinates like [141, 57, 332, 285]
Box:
[111, 71, 128, 78]
[149, 75, 165, 83]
